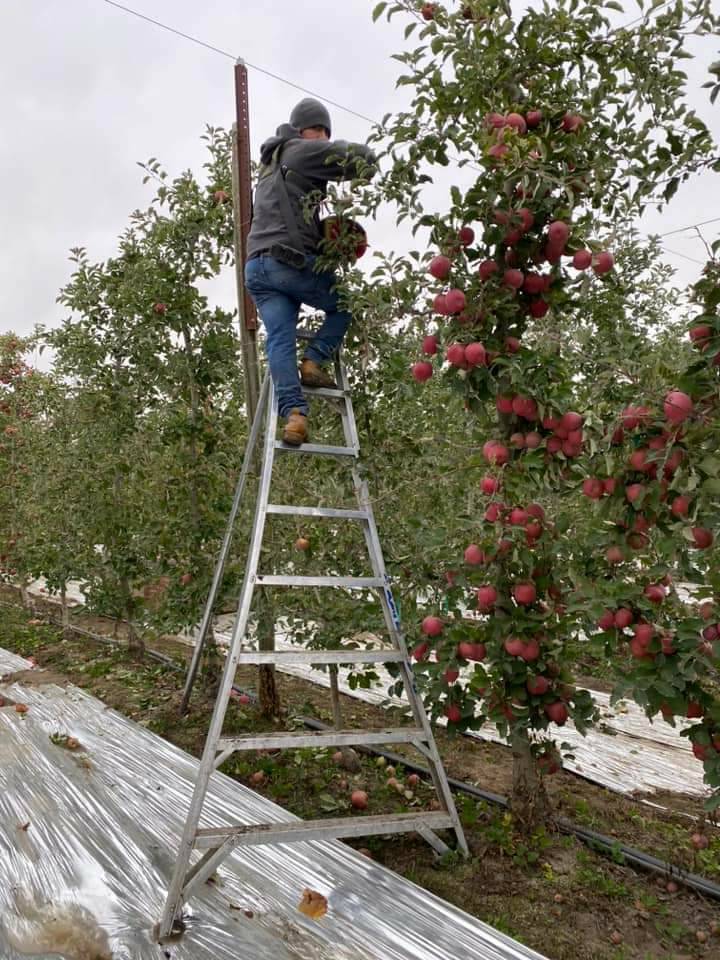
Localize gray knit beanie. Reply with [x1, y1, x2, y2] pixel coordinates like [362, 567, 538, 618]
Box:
[290, 98, 332, 136]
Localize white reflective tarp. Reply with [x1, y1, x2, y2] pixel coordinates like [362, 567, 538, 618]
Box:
[0, 654, 547, 960]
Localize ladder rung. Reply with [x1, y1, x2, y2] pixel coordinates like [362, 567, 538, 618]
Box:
[195, 811, 454, 849]
[236, 649, 405, 665]
[266, 504, 368, 520]
[301, 386, 347, 399]
[216, 727, 427, 754]
[255, 575, 383, 588]
[274, 441, 358, 457]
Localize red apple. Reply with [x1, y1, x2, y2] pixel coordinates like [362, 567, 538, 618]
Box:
[614, 608, 634, 629]
[509, 507, 529, 526]
[505, 112, 527, 133]
[179, 572, 193, 586]
[481, 475, 500, 495]
[644, 584, 665, 604]
[351, 789, 369, 809]
[465, 342, 487, 366]
[592, 251, 614, 275]
[464, 544, 487, 565]
[420, 3, 436, 21]
[572, 249, 592, 270]
[562, 113, 584, 132]
[598, 610, 615, 631]
[606, 545, 624, 565]
[412, 641, 429, 661]
[458, 226, 474, 246]
[422, 335, 438, 355]
[446, 343, 467, 367]
[526, 503, 545, 520]
[625, 483, 645, 503]
[545, 701, 569, 725]
[483, 441, 510, 466]
[664, 390, 693, 424]
[582, 477, 604, 500]
[478, 259, 499, 281]
[445, 288, 467, 314]
[443, 669, 459, 684]
[633, 623, 653, 644]
[411, 361, 433, 382]
[504, 637, 525, 657]
[458, 642, 486, 661]
[525, 109, 542, 127]
[671, 495, 690, 517]
[513, 582, 537, 606]
[421, 616, 443, 637]
[547, 221, 570, 248]
[527, 675, 550, 696]
[153, 302, 167, 315]
[477, 585, 497, 609]
[689, 324, 712, 347]
[503, 268, 524, 289]
[520, 638, 540, 662]
[692, 527, 713, 549]
[432, 293, 448, 314]
[445, 704, 462, 723]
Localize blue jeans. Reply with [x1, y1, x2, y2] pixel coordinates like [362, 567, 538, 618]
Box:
[244, 254, 352, 418]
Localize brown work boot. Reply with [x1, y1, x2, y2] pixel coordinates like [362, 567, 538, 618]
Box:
[282, 408, 309, 446]
[299, 358, 337, 389]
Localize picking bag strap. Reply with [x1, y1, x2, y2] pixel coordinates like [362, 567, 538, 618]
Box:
[270, 144, 319, 255]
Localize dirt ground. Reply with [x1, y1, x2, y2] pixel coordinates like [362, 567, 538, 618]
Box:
[1, 587, 720, 960]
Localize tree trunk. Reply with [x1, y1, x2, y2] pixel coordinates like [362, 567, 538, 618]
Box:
[19, 579, 30, 609]
[120, 575, 144, 656]
[510, 728, 551, 833]
[200, 617, 223, 696]
[256, 593, 280, 718]
[182, 324, 222, 684]
[329, 664, 360, 771]
[329, 665, 343, 728]
[60, 582, 71, 639]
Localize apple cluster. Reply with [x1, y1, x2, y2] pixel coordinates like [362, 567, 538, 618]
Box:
[582, 397, 714, 561]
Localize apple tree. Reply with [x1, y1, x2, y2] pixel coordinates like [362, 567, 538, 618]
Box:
[348, 0, 719, 827]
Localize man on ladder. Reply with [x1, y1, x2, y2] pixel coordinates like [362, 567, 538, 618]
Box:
[244, 98, 377, 447]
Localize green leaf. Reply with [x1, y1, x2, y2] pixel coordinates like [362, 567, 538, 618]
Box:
[372, 1, 388, 22]
[699, 456, 720, 477]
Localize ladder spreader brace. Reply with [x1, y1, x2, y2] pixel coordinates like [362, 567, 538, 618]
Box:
[159, 335, 468, 939]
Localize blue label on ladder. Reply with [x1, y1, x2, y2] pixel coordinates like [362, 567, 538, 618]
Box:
[383, 576, 402, 628]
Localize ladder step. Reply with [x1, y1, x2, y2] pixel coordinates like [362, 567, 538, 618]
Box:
[301, 386, 347, 399]
[274, 441, 358, 457]
[236, 649, 406, 665]
[195, 811, 454, 849]
[216, 726, 428, 754]
[266, 504, 368, 520]
[255, 575, 383, 588]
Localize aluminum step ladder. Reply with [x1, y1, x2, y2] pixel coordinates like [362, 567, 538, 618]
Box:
[159, 338, 468, 939]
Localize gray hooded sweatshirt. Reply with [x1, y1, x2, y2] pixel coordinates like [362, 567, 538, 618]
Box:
[246, 123, 377, 260]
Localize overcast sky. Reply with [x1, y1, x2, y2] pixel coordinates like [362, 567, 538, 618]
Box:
[1, 0, 718, 369]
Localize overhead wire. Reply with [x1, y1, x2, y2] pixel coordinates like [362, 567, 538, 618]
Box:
[100, 0, 718, 258]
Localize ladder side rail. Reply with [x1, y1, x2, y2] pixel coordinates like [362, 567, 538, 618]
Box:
[181, 371, 271, 712]
[159, 381, 281, 938]
[334, 353, 469, 856]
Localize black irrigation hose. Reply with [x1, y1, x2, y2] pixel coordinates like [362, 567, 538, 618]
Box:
[301, 715, 720, 903]
[4, 595, 719, 901]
